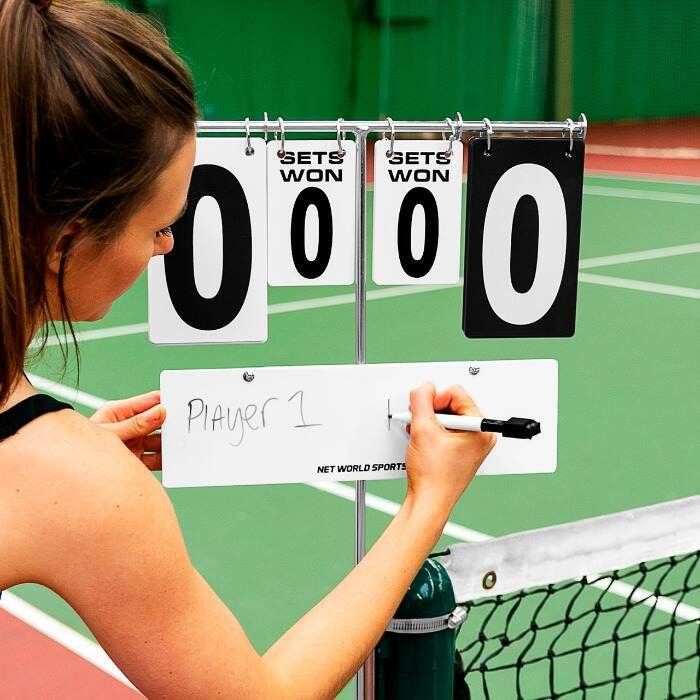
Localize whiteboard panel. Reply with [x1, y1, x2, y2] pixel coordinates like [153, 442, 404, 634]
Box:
[161, 359, 557, 488]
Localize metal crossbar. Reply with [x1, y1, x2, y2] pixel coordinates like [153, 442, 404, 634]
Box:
[196, 117, 588, 137]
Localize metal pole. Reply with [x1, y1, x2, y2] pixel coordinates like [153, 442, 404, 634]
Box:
[355, 128, 368, 368]
[353, 127, 372, 700]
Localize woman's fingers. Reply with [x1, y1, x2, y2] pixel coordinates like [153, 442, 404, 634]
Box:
[114, 390, 161, 415]
[91, 390, 165, 469]
[433, 384, 482, 418]
[407, 383, 483, 439]
[99, 403, 165, 442]
[408, 382, 438, 431]
[92, 390, 161, 423]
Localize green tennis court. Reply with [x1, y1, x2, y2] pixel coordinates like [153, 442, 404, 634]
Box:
[13, 171, 700, 697]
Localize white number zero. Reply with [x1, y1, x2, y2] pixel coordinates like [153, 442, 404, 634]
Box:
[482, 163, 567, 325]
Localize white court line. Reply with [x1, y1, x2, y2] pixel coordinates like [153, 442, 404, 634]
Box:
[586, 144, 700, 160]
[579, 273, 700, 300]
[35, 283, 458, 348]
[0, 591, 138, 692]
[578, 242, 700, 269]
[585, 170, 700, 187]
[26, 373, 104, 409]
[34, 323, 149, 347]
[9, 374, 698, 679]
[592, 578, 700, 623]
[271, 281, 455, 312]
[31, 323, 148, 349]
[36, 240, 700, 349]
[309, 481, 491, 544]
[584, 185, 700, 205]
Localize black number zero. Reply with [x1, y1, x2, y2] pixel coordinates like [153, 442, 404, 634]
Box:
[290, 186, 333, 279]
[397, 186, 439, 278]
[163, 163, 252, 331]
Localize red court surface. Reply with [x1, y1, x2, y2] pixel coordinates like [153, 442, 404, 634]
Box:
[582, 116, 700, 180]
[0, 609, 138, 698]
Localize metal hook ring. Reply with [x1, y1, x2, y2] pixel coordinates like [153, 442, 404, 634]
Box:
[263, 111, 269, 143]
[384, 117, 396, 158]
[336, 118, 346, 158]
[454, 111, 464, 141]
[564, 117, 574, 156]
[276, 116, 286, 159]
[482, 117, 493, 155]
[244, 117, 254, 156]
[578, 113, 588, 141]
[443, 117, 457, 158]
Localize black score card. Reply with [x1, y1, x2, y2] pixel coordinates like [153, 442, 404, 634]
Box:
[463, 137, 584, 338]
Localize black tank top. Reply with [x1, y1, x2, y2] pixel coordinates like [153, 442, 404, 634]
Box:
[0, 394, 72, 600]
[0, 393, 73, 441]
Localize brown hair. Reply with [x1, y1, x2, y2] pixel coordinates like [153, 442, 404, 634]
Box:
[0, 0, 198, 406]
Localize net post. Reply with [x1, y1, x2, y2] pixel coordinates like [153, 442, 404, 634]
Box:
[375, 558, 461, 698]
[354, 126, 372, 700]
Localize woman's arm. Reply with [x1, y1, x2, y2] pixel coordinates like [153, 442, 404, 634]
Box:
[9, 383, 492, 699]
[263, 383, 495, 698]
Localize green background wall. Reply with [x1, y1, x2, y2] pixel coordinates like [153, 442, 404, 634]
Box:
[129, 0, 699, 122]
[572, 0, 700, 121]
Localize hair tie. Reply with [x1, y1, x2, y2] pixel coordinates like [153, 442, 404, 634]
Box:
[29, 0, 53, 14]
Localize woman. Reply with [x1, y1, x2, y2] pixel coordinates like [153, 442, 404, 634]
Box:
[0, 0, 495, 697]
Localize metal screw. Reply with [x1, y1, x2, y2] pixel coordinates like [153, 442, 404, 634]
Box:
[469, 366, 480, 376]
[243, 371, 255, 383]
[482, 570, 497, 590]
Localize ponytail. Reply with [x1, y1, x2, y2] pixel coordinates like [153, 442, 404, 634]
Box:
[0, 0, 41, 405]
[0, 0, 198, 406]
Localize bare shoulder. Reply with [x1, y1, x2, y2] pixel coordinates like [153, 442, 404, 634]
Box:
[0, 408, 185, 592]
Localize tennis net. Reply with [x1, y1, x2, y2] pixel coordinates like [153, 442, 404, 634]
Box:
[440, 496, 700, 699]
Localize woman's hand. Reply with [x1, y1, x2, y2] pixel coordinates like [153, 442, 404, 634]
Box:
[90, 390, 164, 471]
[405, 382, 496, 515]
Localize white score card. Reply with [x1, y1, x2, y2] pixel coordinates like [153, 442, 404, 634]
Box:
[267, 140, 356, 285]
[372, 138, 463, 285]
[148, 137, 268, 344]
